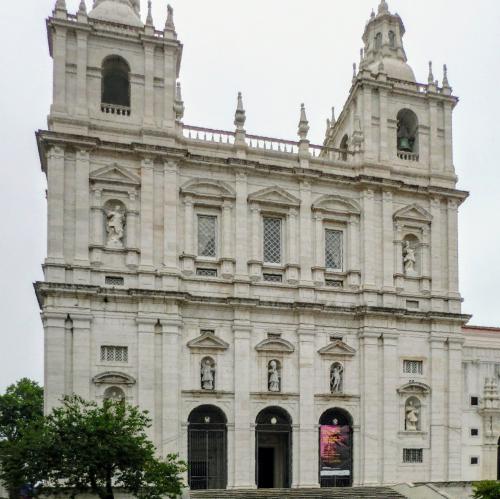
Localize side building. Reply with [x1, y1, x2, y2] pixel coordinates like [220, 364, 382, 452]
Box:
[35, 0, 497, 489]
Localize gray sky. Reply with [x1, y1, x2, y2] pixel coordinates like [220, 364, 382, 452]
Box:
[0, 0, 499, 392]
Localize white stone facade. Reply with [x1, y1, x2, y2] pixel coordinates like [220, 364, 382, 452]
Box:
[35, 0, 500, 489]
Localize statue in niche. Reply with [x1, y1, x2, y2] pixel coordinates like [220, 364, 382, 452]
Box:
[106, 205, 125, 248]
[104, 386, 125, 403]
[268, 360, 281, 392]
[405, 399, 420, 431]
[330, 363, 344, 394]
[201, 358, 215, 391]
[403, 240, 417, 276]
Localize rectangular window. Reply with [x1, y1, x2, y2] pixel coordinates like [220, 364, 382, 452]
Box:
[403, 360, 423, 375]
[196, 268, 218, 277]
[263, 217, 282, 264]
[197, 215, 217, 257]
[105, 276, 124, 286]
[263, 273, 283, 283]
[325, 279, 344, 288]
[325, 229, 343, 271]
[403, 448, 423, 464]
[100, 346, 128, 363]
[470, 456, 479, 465]
[471, 396, 479, 406]
[471, 428, 479, 437]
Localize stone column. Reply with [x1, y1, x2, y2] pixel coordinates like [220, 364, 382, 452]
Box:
[221, 200, 234, 278]
[249, 203, 262, 280]
[163, 161, 178, 272]
[75, 30, 88, 117]
[137, 317, 157, 440]
[143, 43, 155, 127]
[382, 191, 394, 291]
[361, 190, 375, 289]
[182, 196, 195, 274]
[161, 314, 182, 456]
[298, 325, 318, 487]
[447, 336, 464, 480]
[46, 146, 65, 264]
[74, 149, 90, 266]
[382, 332, 399, 482]
[234, 173, 249, 280]
[299, 182, 313, 285]
[43, 312, 67, 413]
[430, 334, 447, 481]
[360, 330, 380, 484]
[71, 314, 92, 400]
[430, 197, 442, 294]
[447, 200, 460, 297]
[126, 192, 139, 267]
[140, 159, 154, 272]
[232, 319, 254, 488]
[51, 27, 67, 114]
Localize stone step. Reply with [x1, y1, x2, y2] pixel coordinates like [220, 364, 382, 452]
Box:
[190, 486, 406, 499]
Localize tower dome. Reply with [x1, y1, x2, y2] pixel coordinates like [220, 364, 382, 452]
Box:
[89, 0, 143, 27]
[360, 1, 416, 82]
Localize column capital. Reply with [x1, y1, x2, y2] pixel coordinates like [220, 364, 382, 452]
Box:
[382, 190, 393, 202]
[164, 160, 178, 173]
[250, 202, 260, 213]
[75, 149, 91, 160]
[48, 145, 65, 159]
[141, 158, 154, 169]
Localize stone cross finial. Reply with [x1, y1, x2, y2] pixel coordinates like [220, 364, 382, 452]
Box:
[165, 4, 175, 30]
[378, 0, 389, 14]
[234, 92, 246, 130]
[298, 103, 310, 140]
[146, 0, 154, 26]
[428, 61, 434, 85]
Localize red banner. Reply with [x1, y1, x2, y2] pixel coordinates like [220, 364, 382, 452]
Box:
[319, 425, 351, 477]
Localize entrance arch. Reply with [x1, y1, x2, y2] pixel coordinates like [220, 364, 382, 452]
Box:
[319, 408, 353, 488]
[255, 406, 292, 489]
[188, 405, 227, 490]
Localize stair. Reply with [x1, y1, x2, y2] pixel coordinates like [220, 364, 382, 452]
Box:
[190, 486, 406, 499]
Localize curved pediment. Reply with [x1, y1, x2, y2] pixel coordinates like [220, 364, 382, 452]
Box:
[187, 331, 229, 351]
[397, 381, 431, 395]
[180, 178, 236, 201]
[318, 340, 356, 357]
[312, 195, 360, 216]
[255, 337, 295, 354]
[248, 186, 301, 208]
[93, 371, 136, 385]
[393, 204, 432, 224]
[90, 164, 141, 186]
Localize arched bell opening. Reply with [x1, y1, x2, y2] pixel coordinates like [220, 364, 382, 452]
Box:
[255, 406, 292, 489]
[339, 134, 349, 161]
[187, 405, 227, 490]
[101, 55, 131, 110]
[318, 408, 353, 488]
[397, 108, 419, 155]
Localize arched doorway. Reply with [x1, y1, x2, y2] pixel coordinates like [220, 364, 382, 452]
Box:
[319, 408, 353, 488]
[188, 405, 227, 490]
[255, 406, 292, 489]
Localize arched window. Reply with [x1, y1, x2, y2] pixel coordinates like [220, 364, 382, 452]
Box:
[200, 357, 216, 391]
[268, 360, 281, 393]
[375, 32, 382, 50]
[339, 134, 349, 161]
[397, 109, 419, 157]
[405, 397, 421, 431]
[101, 56, 131, 112]
[389, 30, 396, 48]
[103, 386, 125, 403]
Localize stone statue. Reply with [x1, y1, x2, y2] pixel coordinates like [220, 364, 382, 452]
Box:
[330, 363, 344, 393]
[403, 240, 417, 276]
[104, 387, 125, 403]
[106, 205, 125, 247]
[201, 359, 215, 391]
[268, 360, 281, 392]
[405, 399, 419, 431]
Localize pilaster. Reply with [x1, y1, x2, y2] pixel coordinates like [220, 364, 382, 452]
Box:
[249, 203, 262, 280]
[430, 197, 442, 294]
[139, 158, 155, 281]
[71, 314, 92, 400]
[299, 182, 313, 285]
[163, 161, 178, 271]
[234, 172, 249, 280]
[143, 42, 155, 128]
[221, 200, 235, 278]
[447, 199, 460, 297]
[74, 149, 90, 269]
[181, 195, 195, 275]
[90, 188, 103, 265]
[126, 192, 139, 268]
[46, 146, 65, 265]
[382, 191, 394, 292]
[51, 26, 67, 114]
[362, 189, 375, 289]
[75, 29, 89, 117]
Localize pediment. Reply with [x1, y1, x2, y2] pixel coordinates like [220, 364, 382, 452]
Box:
[92, 371, 136, 385]
[187, 331, 229, 351]
[180, 178, 236, 201]
[318, 340, 356, 357]
[397, 382, 431, 395]
[255, 337, 295, 354]
[312, 195, 360, 216]
[90, 164, 141, 186]
[393, 204, 432, 224]
[248, 186, 301, 208]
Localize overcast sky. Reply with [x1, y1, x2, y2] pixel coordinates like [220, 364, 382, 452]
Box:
[0, 0, 499, 392]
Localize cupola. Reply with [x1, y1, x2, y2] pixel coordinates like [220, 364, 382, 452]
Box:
[89, 0, 143, 27]
[360, 0, 415, 82]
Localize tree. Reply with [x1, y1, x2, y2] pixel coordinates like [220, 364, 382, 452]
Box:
[40, 396, 186, 499]
[473, 481, 500, 499]
[0, 379, 44, 499]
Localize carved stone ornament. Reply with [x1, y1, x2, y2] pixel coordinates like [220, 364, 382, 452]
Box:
[93, 371, 136, 386]
[268, 360, 281, 392]
[180, 178, 236, 202]
[312, 195, 361, 218]
[393, 204, 433, 225]
[255, 337, 295, 354]
[330, 362, 344, 393]
[397, 381, 431, 396]
[318, 340, 356, 358]
[106, 205, 126, 248]
[90, 163, 141, 188]
[248, 185, 301, 209]
[187, 331, 229, 352]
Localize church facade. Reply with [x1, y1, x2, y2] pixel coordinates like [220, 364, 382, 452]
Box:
[35, 0, 500, 489]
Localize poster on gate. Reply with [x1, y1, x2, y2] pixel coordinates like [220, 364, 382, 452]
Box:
[319, 425, 351, 477]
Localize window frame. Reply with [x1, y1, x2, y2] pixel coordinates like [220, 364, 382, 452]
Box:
[403, 448, 423, 464]
[402, 359, 424, 376]
[262, 216, 284, 265]
[100, 345, 129, 364]
[196, 212, 219, 259]
[324, 227, 345, 272]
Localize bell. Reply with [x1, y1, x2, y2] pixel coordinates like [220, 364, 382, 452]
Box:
[398, 137, 412, 152]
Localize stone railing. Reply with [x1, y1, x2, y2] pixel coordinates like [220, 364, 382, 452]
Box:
[101, 103, 131, 116]
[182, 125, 235, 144]
[245, 134, 299, 154]
[397, 150, 419, 162]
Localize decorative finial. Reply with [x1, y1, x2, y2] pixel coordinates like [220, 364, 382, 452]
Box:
[370, 9, 375, 19]
[378, 60, 385, 73]
[353, 63, 357, 80]
[165, 4, 175, 30]
[174, 81, 185, 121]
[234, 92, 246, 130]
[298, 103, 310, 141]
[428, 61, 434, 85]
[378, 0, 389, 14]
[146, 0, 153, 26]
[78, 0, 87, 14]
[54, 0, 67, 12]
[443, 64, 450, 88]
[331, 106, 336, 124]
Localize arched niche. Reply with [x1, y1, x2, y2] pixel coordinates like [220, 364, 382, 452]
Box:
[101, 55, 131, 110]
[103, 199, 127, 248]
[339, 134, 349, 161]
[268, 359, 282, 393]
[404, 396, 421, 431]
[103, 386, 125, 403]
[200, 356, 216, 391]
[402, 233, 420, 277]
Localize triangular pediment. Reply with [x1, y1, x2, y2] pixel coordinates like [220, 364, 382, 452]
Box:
[248, 186, 301, 208]
[394, 204, 432, 223]
[90, 164, 141, 186]
[255, 337, 295, 354]
[187, 331, 229, 351]
[397, 382, 431, 395]
[318, 340, 356, 357]
[181, 178, 236, 200]
[92, 371, 136, 385]
[312, 195, 360, 216]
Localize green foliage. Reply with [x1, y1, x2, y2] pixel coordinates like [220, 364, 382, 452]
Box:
[472, 481, 500, 499]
